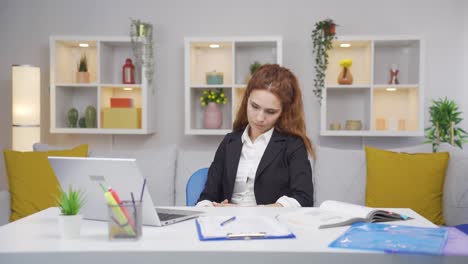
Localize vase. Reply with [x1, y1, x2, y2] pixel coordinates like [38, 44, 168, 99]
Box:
[58, 214, 82, 239]
[203, 102, 222, 129]
[337, 67, 353, 85]
[76, 72, 90, 83]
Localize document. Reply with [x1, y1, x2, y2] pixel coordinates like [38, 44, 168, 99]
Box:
[195, 216, 295, 241]
[278, 200, 412, 229]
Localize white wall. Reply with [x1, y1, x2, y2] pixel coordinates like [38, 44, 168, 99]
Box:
[0, 0, 466, 190]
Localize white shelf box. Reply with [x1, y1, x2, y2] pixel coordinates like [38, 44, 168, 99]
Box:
[189, 87, 233, 131]
[53, 40, 98, 84]
[372, 86, 420, 132]
[54, 85, 98, 129]
[189, 41, 233, 86]
[324, 87, 371, 132]
[326, 40, 372, 86]
[374, 40, 420, 85]
[100, 41, 142, 84]
[234, 41, 278, 85]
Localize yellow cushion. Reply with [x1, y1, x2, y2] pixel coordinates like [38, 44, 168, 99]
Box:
[3, 144, 88, 222]
[365, 146, 449, 225]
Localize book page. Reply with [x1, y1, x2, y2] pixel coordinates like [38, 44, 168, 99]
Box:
[278, 208, 366, 229]
[320, 200, 375, 219]
[197, 216, 291, 239]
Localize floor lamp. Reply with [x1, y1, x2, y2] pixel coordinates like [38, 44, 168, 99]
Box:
[12, 65, 40, 151]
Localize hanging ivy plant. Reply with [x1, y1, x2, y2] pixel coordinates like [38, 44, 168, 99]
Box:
[311, 19, 337, 103]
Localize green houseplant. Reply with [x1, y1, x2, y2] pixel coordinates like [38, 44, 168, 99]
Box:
[424, 97, 468, 152]
[311, 18, 337, 103]
[76, 54, 90, 83]
[56, 186, 86, 239]
[246, 61, 262, 84]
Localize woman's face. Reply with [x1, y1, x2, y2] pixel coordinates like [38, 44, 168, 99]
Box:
[247, 89, 282, 139]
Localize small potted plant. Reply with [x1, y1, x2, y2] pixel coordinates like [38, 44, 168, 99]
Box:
[246, 61, 262, 83]
[199, 88, 227, 129]
[311, 18, 338, 103]
[76, 54, 90, 83]
[56, 186, 86, 239]
[425, 97, 468, 152]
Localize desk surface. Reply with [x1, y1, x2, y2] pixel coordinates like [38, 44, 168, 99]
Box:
[0, 207, 465, 264]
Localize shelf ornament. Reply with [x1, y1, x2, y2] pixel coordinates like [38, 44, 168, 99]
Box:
[311, 18, 337, 103]
[337, 58, 353, 85]
[130, 18, 155, 94]
[424, 97, 468, 152]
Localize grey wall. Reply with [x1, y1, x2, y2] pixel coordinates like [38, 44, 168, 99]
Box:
[0, 0, 467, 191]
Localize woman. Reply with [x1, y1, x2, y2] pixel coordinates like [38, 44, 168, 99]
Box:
[197, 64, 314, 207]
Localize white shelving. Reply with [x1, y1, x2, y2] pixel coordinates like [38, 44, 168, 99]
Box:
[50, 36, 156, 134]
[321, 36, 424, 137]
[184, 36, 282, 135]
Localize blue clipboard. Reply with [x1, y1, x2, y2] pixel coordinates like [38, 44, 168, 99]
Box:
[195, 218, 296, 241]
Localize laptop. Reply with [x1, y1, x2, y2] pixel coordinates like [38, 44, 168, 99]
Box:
[49, 156, 202, 226]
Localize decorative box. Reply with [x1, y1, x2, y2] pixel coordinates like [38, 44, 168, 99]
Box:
[206, 71, 223, 85]
[102, 108, 141, 129]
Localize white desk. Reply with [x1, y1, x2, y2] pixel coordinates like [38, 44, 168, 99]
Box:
[0, 207, 466, 264]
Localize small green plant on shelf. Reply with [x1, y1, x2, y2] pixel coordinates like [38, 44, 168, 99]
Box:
[249, 61, 262, 75]
[311, 18, 337, 103]
[55, 186, 86, 216]
[77, 54, 88, 72]
[424, 97, 468, 152]
[199, 88, 227, 106]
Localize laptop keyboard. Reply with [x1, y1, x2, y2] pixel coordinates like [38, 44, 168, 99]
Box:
[158, 212, 185, 221]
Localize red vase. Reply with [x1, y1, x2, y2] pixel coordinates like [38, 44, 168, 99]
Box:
[203, 102, 222, 129]
[122, 58, 135, 84]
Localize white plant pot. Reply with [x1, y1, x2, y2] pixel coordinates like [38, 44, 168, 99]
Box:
[59, 214, 82, 239]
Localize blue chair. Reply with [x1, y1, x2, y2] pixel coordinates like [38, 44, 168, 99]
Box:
[186, 168, 209, 206]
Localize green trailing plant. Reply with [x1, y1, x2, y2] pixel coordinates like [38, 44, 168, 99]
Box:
[199, 88, 227, 106]
[130, 18, 155, 94]
[311, 18, 337, 103]
[56, 186, 86, 216]
[424, 97, 468, 152]
[249, 61, 262, 75]
[77, 54, 88, 72]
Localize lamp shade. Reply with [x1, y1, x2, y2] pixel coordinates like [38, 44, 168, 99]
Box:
[12, 65, 40, 151]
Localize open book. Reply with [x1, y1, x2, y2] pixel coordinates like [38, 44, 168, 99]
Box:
[279, 200, 412, 229]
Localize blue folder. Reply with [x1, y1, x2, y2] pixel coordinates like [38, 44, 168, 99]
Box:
[329, 222, 449, 255]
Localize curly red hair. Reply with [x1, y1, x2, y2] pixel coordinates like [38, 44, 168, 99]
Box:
[233, 64, 315, 158]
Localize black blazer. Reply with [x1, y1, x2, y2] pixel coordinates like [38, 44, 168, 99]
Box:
[198, 129, 314, 207]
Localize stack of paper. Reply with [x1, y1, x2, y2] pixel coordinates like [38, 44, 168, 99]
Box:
[196, 216, 295, 241]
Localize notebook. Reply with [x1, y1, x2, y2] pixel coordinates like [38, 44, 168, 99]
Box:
[49, 156, 202, 226]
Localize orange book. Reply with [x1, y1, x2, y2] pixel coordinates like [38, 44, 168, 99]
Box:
[110, 98, 133, 108]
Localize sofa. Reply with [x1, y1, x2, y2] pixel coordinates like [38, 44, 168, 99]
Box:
[0, 143, 467, 227]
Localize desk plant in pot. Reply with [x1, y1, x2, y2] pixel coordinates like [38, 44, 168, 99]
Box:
[56, 186, 86, 239]
[311, 18, 337, 103]
[425, 97, 468, 152]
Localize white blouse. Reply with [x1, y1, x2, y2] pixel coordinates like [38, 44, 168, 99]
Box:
[196, 126, 301, 207]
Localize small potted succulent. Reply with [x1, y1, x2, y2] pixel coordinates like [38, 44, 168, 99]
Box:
[76, 54, 90, 83]
[199, 88, 227, 129]
[56, 186, 86, 239]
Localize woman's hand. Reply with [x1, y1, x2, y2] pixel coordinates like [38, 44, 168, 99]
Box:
[213, 199, 237, 207]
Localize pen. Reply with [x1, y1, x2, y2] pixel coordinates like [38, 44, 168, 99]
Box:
[220, 216, 236, 226]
